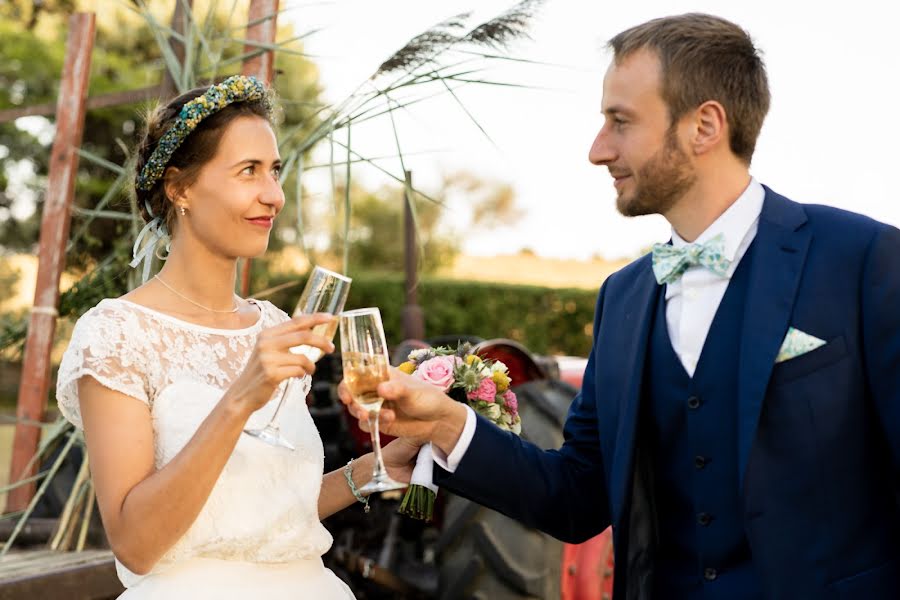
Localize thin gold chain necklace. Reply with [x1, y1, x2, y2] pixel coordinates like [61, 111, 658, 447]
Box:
[154, 274, 240, 314]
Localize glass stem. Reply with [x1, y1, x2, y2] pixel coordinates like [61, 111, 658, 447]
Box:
[368, 408, 388, 481]
[264, 380, 290, 429]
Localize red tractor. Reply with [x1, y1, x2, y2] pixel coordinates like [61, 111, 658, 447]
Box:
[311, 338, 614, 599]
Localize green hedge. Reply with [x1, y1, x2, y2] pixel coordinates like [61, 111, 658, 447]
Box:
[252, 271, 599, 357]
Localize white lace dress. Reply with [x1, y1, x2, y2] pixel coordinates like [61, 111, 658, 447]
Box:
[56, 298, 354, 599]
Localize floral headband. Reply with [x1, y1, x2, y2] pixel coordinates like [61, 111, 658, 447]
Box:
[136, 75, 270, 191]
[130, 76, 271, 283]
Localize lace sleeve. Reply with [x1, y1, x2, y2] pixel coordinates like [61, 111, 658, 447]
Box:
[56, 304, 150, 429]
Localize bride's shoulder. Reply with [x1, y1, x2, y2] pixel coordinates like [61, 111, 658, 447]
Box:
[72, 296, 131, 323]
[64, 300, 143, 354]
[74, 296, 144, 323]
[83, 281, 179, 326]
[61, 298, 153, 372]
[69, 291, 167, 341]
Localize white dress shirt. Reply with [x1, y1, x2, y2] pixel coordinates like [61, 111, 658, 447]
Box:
[665, 178, 764, 375]
[436, 178, 766, 472]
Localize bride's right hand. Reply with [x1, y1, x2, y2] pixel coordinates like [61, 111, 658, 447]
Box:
[227, 313, 336, 413]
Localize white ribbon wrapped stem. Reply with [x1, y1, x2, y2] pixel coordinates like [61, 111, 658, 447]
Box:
[409, 442, 439, 494]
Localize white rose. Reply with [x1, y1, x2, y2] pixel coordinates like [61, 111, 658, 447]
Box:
[484, 404, 502, 420]
[409, 349, 430, 361]
[491, 361, 509, 374]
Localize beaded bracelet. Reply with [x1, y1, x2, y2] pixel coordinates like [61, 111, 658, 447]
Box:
[343, 459, 370, 513]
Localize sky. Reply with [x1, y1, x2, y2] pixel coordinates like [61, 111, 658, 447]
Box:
[288, 1, 898, 260]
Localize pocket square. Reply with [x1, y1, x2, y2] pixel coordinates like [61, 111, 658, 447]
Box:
[775, 327, 826, 364]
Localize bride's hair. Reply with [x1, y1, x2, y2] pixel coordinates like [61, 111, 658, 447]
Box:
[134, 83, 275, 235]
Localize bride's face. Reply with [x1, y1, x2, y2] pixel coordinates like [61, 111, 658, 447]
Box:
[174, 115, 285, 260]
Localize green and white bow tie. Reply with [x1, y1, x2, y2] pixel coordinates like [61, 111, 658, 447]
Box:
[651, 233, 731, 285]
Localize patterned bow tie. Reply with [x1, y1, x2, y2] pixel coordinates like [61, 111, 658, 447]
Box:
[651, 233, 731, 285]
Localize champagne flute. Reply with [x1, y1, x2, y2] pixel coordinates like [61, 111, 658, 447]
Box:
[340, 307, 405, 493]
[244, 266, 351, 449]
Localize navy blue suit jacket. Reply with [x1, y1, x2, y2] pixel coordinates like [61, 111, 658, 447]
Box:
[435, 188, 900, 599]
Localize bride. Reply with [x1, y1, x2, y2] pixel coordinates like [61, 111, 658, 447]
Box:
[55, 76, 419, 599]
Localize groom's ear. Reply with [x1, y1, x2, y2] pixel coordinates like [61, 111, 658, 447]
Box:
[689, 100, 728, 157]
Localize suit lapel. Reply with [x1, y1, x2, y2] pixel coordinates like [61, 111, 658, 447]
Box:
[609, 257, 659, 524]
[737, 188, 811, 491]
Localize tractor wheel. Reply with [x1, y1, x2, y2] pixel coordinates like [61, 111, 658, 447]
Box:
[435, 379, 577, 599]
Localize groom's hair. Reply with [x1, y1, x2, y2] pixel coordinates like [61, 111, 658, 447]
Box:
[609, 13, 770, 165]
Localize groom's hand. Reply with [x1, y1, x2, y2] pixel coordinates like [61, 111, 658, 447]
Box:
[337, 369, 468, 455]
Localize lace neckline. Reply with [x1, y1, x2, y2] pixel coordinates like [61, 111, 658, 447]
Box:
[101, 297, 264, 335]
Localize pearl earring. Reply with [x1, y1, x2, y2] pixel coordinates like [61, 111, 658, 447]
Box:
[179, 206, 186, 216]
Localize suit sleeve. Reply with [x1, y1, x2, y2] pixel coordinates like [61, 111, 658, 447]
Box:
[861, 223, 900, 475]
[433, 281, 612, 544]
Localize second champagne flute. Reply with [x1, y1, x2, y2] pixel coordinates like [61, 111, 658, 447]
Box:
[340, 307, 406, 493]
[244, 266, 351, 449]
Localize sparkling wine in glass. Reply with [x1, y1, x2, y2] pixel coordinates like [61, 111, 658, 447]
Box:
[340, 308, 405, 493]
[244, 266, 351, 450]
[343, 351, 389, 413]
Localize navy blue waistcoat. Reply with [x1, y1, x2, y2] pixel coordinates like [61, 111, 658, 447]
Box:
[645, 242, 763, 600]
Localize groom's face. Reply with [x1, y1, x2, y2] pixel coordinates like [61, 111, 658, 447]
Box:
[588, 49, 696, 217]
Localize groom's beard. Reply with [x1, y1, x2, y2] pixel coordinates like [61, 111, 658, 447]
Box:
[616, 126, 696, 218]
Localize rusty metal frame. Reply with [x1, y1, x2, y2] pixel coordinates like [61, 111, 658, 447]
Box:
[402, 170, 424, 340]
[239, 0, 280, 297]
[6, 13, 97, 513]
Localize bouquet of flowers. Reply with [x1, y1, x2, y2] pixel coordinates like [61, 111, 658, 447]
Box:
[397, 343, 521, 521]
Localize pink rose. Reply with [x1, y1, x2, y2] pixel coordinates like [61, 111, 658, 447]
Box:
[502, 390, 518, 416]
[468, 377, 497, 403]
[413, 356, 458, 392]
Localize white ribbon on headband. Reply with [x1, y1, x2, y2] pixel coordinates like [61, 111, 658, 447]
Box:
[130, 216, 171, 283]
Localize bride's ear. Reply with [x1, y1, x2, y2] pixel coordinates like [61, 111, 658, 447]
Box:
[163, 167, 187, 207]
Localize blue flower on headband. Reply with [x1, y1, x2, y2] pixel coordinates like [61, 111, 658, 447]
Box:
[136, 75, 271, 192]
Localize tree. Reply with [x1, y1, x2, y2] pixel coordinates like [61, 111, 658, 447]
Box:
[344, 182, 460, 274]
[291, 171, 522, 275]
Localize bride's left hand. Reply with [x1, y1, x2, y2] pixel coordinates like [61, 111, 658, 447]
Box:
[380, 438, 423, 484]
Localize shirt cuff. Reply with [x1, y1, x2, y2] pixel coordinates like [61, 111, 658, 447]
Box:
[432, 405, 476, 473]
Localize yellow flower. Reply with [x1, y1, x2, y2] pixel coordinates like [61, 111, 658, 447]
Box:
[492, 371, 511, 392]
[465, 354, 482, 366]
[398, 361, 416, 375]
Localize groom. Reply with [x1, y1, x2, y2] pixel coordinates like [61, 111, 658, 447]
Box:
[341, 13, 900, 599]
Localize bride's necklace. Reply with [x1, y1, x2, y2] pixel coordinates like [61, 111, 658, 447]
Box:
[154, 274, 240, 314]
